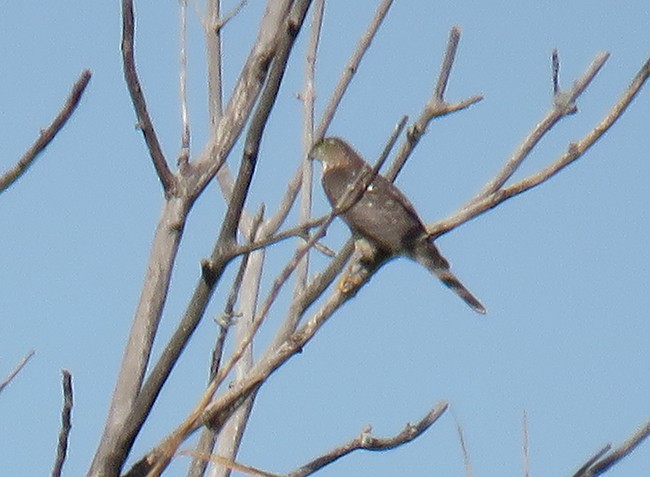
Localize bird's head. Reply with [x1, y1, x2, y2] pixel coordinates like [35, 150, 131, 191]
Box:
[309, 137, 352, 172]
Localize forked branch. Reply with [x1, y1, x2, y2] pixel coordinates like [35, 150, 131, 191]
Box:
[428, 53, 650, 238]
[121, 0, 175, 193]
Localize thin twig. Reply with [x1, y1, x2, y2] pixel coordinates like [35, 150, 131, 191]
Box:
[121, 0, 175, 193]
[178, 0, 191, 169]
[552, 49, 560, 96]
[0, 70, 91, 194]
[314, 0, 395, 140]
[231, 215, 327, 256]
[0, 349, 35, 394]
[295, 0, 326, 296]
[286, 402, 448, 477]
[205, 0, 223, 123]
[453, 414, 473, 477]
[522, 411, 530, 477]
[209, 205, 267, 477]
[51, 370, 73, 477]
[213, 0, 249, 33]
[386, 27, 482, 182]
[181, 449, 279, 477]
[434, 25, 462, 102]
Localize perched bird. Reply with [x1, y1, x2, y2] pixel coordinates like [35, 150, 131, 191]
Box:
[310, 137, 486, 314]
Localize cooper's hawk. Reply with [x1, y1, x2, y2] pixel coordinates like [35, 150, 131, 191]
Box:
[310, 137, 485, 314]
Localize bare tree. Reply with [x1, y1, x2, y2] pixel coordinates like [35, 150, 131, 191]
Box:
[4, 2, 649, 477]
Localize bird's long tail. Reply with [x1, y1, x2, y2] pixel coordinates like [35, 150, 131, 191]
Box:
[411, 240, 486, 314]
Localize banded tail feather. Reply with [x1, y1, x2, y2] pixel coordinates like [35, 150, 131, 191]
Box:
[410, 241, 486, 314]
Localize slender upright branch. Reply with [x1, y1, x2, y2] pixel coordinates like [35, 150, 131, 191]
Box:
[552, 49, 560, 96]
[314, 0, 395, 140]
[121, 0, 175, 193]
[522, 411, 530, 477]
[0, 70, 91, 194]
[433, 26, 461, 102]
[295, 0, 325, 296]
[205, 0, 223, 126]
[51, 370, 73, 477]
[178, 0, 191, 168]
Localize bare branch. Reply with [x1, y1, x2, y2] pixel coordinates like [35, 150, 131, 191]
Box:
[0, 349, 35, 394]
[205, 0, 223, 123]
[0, 70, 91, 194]
[571, 445, 611, 477]
[314, 0, 395, 140]
[179, 0, 191, 168]
[295, 0, 326, 296]
[89, 197, 189, 477]
[110, 10, 315, 469]
[231, 215, 328, 257]
[453, 415, 473, 477]
[434, 25, 461, 101]
[575, 417, 650, 476]
[51, 370, 73, 477]
[522, 411, 530, 477]
[386, 27, 483, 182]
[121, 0, 175, 193]
[469, 52, 609, 202]
[286, 402, 448, 477]
[213, 0, 249, 33]
[428, 53, 650, 238]
[552, 49, 560, 96]
[210, 206, 267, 477]
[188, 209, 264, 477]
[181, 450, 279, 477]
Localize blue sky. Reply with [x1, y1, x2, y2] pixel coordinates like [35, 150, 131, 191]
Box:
[1, 1, 649, 476]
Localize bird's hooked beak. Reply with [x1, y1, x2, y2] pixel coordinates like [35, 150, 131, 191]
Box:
[308, 138, 327, 162]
